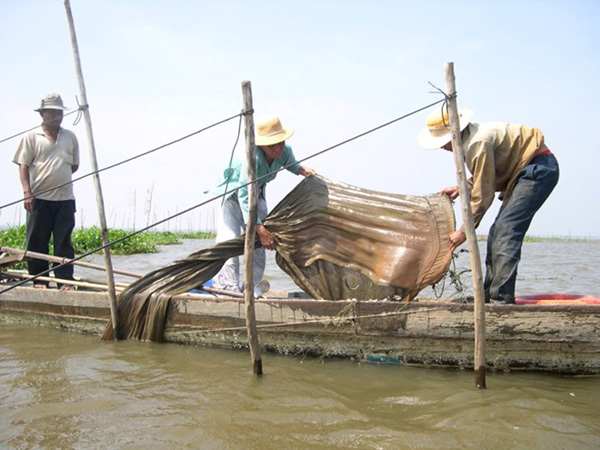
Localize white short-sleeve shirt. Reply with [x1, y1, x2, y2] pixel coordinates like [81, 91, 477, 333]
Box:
[13, 128, 79, 201]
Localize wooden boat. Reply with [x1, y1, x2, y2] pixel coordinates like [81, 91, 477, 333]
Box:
[1, 276, 599, 375]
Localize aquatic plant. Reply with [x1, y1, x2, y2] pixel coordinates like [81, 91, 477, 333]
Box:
[0, 226, 216, 265]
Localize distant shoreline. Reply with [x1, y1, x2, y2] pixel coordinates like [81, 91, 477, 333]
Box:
[0, 225, 597, 243]
[478, 235, 600, 243]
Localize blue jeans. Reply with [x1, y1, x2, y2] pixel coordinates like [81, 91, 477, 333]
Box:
[484, 153, 559, 303]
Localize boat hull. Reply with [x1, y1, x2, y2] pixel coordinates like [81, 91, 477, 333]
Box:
[1, 286, 599, 375]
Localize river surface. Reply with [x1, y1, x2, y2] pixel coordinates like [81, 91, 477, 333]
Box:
[1, 240, 599, 449]
[76, 238, 600, 298]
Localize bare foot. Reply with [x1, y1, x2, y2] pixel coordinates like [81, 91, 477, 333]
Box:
[34, 284, 48, 289]
[60, 285, 76, 292]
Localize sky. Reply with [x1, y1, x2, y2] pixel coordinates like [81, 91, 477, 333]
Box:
[1, 0, 599, 237]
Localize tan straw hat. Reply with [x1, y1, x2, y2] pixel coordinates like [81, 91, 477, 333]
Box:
[34, 93, 69, 112]
[255, 116, 294, 146]
[418, 105, 473, 150]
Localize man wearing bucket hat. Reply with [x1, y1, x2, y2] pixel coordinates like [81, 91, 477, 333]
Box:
[208, 116, 316, 292]
[12, 93, 80, 290]
[418, 105, 559, 304]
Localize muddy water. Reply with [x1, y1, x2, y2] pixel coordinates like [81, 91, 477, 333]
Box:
[1, 323, 600, 450]
[1, 239, 599, 449]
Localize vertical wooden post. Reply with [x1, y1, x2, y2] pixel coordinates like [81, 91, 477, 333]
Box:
[64, 0, 121, 339]
[241, 81, 263, 375]
[444, 62, 487, 388]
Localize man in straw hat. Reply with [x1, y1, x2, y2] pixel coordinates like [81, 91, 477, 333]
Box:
[207, 115, 316, 293]
[12, 93, 80, 290]
[418, 105, 559, 304]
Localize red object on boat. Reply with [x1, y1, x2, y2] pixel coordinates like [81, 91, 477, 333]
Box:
[515, 294, 600, 305]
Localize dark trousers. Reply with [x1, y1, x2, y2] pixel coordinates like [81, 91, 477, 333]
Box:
[25, 199, 76, 285]
[484, 153, 559, 303]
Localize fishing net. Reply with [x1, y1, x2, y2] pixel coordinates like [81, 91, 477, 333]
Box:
[102, 175, 454, 341]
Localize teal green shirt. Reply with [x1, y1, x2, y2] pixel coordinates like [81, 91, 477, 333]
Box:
[208, 144, 301, 223]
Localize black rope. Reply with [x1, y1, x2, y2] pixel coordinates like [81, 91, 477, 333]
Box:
[0, 112, 243, 210]
[0, 108, 84, 145]
[251, 97, 446, 183]
[73, 96, 88, 126]
[222, 112, 245, 205]
[427, 81, 457, 127]
[1, 97, 448, 295]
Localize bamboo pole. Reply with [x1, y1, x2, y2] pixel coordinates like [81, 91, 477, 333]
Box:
[2, 270, 224, 302]
[444, 62, 487, 388]
[2, 270, 126, 292]
[63, 0, 121, 339]
[1, 246, 139, 277]
[0, 246, 244, 298]
[241, 81, 263, 375]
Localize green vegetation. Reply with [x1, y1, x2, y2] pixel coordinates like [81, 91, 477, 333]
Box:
[0, 226, 26, 248]
[72, 227, 159, 255]
[0, 226, 215, 261]
[523, 236, 600, 243]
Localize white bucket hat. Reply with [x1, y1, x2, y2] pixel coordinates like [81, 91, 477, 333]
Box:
[255, 116, 294, 146]
[418, 105, 473, 150]
[34, 93, 69, 112]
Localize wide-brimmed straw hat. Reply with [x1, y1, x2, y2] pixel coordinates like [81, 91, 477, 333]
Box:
[34, 93, 69, 112]
[255, 116, 294, 146]
[418, 105, 473, 150]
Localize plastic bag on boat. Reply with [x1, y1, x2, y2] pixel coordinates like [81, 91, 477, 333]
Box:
[102, 175, 454, 341]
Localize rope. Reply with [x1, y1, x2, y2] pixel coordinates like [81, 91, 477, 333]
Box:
[294, 98, 445, 169]
[427, 81, 457, 127]
[0, 97, 449, 294]
[0, 108, 84, 145]
[0, 112, 243, 210]
[171, 298, 451, 362]
[432, 249, 472, 301]
[172, 304, 451, 335]
[227, 97, 447, 197]
[221, 112, 245, 205]
[73, 96, 87, 126]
